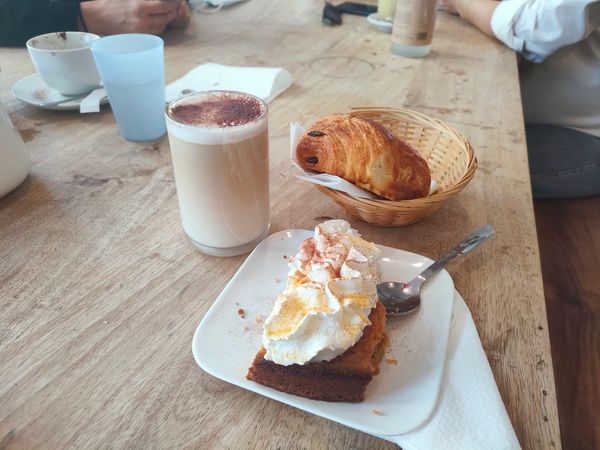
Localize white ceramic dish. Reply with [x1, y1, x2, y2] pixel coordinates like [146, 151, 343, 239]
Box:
[192, 229, 455, 436]
[11, 73, 107, 111]
[367, 13, 393, 33]
[0, 100, 30, 198]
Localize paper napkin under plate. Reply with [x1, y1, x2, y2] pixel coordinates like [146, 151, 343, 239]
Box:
[165, 63, 292, 104]
[378, 295, 521, 450]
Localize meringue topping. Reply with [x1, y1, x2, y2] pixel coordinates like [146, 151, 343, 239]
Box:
[263, 220, 380, 366]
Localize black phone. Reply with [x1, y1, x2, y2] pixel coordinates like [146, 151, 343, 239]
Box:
[335, 2, 377, 17]
[323, 2, 343, 25]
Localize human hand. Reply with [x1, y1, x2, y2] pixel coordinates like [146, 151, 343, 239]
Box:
[167, 0, 192, 30]
[81, 0, 180, 36]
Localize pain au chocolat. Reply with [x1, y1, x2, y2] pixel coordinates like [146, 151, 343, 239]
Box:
[296, 114, 431, 201]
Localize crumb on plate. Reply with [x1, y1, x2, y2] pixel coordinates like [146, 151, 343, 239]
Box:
[255, 315, 263, 324]
[386, 357, 398, 365]
[237, 308, 246, 319]
[372, 409, 384, 416]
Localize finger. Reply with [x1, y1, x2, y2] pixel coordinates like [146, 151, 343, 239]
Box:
[167, 11, 191, 30]
[179, 1, 191, 17]
[139, 0, 179, 15]
[147, 12, 177, 33]
[174, 2, 190, 20]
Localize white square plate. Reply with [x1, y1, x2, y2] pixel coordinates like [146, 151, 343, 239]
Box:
[192, 229, 455, 436]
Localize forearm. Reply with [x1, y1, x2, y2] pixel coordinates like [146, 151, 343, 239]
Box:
[452, 0, 499, 38]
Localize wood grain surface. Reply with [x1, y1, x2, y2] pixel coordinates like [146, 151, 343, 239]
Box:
[0, 1, 561, 448]
[535, 197, 600, 450]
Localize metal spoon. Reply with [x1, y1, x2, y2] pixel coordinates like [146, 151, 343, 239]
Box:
[34, 95, 87, 107]
[377, 224, 495, 315]
[165, 89, 196, 107]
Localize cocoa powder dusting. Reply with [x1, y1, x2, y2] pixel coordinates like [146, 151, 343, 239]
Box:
[171, 93, 263, 127]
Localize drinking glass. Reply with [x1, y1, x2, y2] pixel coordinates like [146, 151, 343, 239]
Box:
[391, 0, 438, 57]
[91, 34, 166, 141]
[165, 91, 270, 257]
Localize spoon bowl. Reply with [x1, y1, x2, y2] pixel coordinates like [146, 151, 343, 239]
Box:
[378, 224, 495, 315]
[377, 281, 421, 315]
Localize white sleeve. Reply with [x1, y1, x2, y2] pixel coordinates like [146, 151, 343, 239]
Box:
[490, 0, 600, 62]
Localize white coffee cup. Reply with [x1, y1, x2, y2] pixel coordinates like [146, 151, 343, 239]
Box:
[26, 31, 101, 96]
[0, 101, 30, 198]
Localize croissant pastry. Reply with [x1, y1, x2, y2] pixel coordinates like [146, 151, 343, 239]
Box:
[296, 114, 431, 201]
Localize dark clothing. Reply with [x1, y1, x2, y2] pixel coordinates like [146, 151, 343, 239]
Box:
[526, 124, 600, 199]
[0, 0, 83, 47]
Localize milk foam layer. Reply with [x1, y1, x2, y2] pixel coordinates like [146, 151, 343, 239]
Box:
[166, 91, 267, 145]
[263, 220, 380, 366]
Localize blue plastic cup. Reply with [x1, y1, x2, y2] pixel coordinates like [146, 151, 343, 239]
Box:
[90, 34, 166, 141]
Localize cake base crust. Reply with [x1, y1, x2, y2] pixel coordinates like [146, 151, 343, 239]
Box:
[246, 301, 388, 402]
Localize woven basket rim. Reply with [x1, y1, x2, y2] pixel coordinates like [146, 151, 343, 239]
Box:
[319, 106, 477, 205]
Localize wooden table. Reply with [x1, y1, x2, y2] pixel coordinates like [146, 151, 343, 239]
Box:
[0, 1, 561, 448]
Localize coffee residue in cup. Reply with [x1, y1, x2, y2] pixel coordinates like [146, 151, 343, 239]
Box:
[32, 89, 49, 101]
[57, 32, 67, 40]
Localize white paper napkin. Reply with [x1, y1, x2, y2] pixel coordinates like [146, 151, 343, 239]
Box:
[79, 88, 107, 114]
[378, 295, 521, 450]
[165, 63, 292, 104]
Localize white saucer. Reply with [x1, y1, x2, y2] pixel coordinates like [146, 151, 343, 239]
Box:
[11, 73, 107, 111]
[367, 13, 393, 33]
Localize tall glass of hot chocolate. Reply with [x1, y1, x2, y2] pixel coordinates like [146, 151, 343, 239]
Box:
[166, 91, 270, 257]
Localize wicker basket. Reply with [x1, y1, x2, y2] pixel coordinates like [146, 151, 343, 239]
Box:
[313, 107, 477, 226]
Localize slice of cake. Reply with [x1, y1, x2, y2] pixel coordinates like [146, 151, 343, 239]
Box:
[246, 220, 388, 402]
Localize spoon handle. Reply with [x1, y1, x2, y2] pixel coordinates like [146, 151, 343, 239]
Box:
[414, 224, 495, 286]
